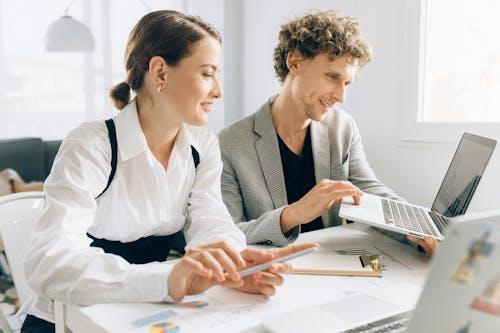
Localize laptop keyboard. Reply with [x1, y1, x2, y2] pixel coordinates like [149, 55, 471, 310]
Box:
[341, 311, 412, 333]
[381, 199, 438, 237]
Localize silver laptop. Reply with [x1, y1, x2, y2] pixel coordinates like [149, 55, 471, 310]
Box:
[339, 211, 500, 333]
[339, 133, 496, 240]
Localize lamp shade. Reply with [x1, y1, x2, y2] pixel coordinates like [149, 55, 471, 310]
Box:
[45, 15, 95, 52]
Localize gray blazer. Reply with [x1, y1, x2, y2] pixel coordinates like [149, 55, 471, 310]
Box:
[219, 96, 400, 246]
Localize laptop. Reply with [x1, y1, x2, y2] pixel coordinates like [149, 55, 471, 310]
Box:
[342, 211, 500, 333]
[262, 212, 500, 333]
[339, 132, 496, 240]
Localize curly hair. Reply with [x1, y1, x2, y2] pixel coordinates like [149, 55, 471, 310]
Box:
[273, 10, 372, 83]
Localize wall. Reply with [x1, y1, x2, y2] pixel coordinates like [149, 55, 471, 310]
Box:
[186, 0, 226, 133]
[230, 0, 500, 211]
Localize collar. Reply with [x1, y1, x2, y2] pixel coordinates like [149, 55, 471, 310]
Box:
[253, 95, 278, 137]
[114, 99, 148, 161]
[174, 123, 203, 161]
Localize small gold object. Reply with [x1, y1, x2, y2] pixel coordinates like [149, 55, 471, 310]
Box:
[359, 254, 384, 271]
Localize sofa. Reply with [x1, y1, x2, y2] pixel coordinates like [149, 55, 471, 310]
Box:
[0, 138, 61, 182]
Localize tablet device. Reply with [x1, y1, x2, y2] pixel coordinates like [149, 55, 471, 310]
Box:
[239, 246, 318, 277]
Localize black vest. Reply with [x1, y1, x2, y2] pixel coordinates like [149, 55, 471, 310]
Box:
[88, 119, 199, 264]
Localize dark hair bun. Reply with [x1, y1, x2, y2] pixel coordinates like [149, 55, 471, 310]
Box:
[109, 81, 131, 110]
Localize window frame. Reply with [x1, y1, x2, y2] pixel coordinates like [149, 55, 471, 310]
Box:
[401, 0, 500, 143]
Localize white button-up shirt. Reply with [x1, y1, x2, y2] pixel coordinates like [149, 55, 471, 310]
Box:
[24, 100, 246, 323]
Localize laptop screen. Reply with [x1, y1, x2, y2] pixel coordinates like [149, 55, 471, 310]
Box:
[431, 133, 497, 217]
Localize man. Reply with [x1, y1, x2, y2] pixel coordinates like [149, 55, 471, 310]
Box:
[219, 11, 437, 256]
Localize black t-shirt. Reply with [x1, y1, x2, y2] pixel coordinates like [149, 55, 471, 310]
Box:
[277, 127, 324, 233]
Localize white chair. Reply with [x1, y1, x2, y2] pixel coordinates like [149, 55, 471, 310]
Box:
[0, 192, 44, 332]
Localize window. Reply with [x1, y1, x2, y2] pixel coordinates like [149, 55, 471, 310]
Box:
[401, 0, 500, 142]
[0, 0, 180, 140]
[0, 0, 88, 139]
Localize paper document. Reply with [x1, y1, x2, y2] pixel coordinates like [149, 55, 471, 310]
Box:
[78, 286, 294, 333]
[290, 253, 366, 271]
[289, 251, 381, 277]
[330, 243, 429, 273]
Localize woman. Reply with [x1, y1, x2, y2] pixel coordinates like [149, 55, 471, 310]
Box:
[22, 10, 316, 332]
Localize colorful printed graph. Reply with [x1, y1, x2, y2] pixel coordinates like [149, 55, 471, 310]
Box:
[131, 310, 178, 328]
[180, 300, 209, 308]
[149, 322, 180, 333]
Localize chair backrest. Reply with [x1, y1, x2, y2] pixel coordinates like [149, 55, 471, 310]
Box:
[0, 192, 44, 305]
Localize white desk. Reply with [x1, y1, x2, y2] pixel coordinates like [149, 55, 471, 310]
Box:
[64, 223, 431, 333]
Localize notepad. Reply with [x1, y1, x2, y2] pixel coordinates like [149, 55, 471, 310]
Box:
[289, 252, 382, 277]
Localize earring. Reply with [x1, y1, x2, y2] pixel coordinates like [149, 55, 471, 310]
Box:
[157, 85, 163, 93]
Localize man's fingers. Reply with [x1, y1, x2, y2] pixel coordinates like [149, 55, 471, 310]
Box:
[424, 236, 437, 246]
[353, 194, 362, 205]
[326, 181, 361, 192]
[328, 189, 359, 202]
[407, 235, 433, 257]
[323, 180, 352, 189]
[407, 235, 424, 245]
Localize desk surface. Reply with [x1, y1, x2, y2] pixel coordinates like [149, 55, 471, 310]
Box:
[65, 223, 431, 333]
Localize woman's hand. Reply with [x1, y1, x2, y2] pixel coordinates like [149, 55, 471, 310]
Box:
[167, 241, 319, 301]
[167, 241, 246, 301]
[229, 243, 319, 296]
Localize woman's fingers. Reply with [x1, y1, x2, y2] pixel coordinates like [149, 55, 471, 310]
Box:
[195, 251, 226, 281]
[267, 262, 292, 274]
[210, 248, 241, 281]
[169, 255, 216, 301]
[198, 241, 246, 269]
[218, 278, 245, 289]
[255, 271, 284, 286]
[187, 241, 248, 281]
[241, 247, 275, 263]
[256, 283, 276, 296]
[179, 256, 211, 278]
[271, 242, 319, 258]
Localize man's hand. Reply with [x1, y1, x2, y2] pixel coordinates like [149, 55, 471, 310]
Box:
[280, 180, 362, 232]
[407, 235, 440, 258]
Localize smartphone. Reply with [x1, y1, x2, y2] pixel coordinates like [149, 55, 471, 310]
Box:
[239, 246, 318, 277]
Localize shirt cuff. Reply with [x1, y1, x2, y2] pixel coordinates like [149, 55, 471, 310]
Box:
[266, 206, 300, 246]
[128, 262, 173, 302]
